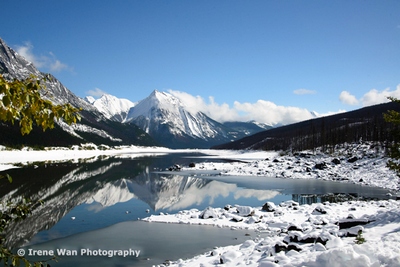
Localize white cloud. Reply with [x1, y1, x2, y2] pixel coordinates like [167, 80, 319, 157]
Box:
[47, 50, 69, 72]
[339, 91, 359, 105]
[340, 85, 400, 107]
[15, 42, 71, 73]
[234, 189, 279, 201]
[169, 89, 316, 125]
[15, 42, 41, 66]
[233, 100, 315, 125]
[86, 88, 108, 98]
[293, 88, 316, 95]
[168, 90, 239, 122]
[361, 85, 400, 106]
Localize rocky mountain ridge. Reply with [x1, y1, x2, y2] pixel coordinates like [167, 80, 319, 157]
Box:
[0, 37, 157, 147]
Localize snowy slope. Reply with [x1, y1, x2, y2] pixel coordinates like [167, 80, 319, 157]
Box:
[223, 120, 272, 137]
[0, 39, 94, 111]
[84, 94, 136, 122]
[126, 90, 216, 138]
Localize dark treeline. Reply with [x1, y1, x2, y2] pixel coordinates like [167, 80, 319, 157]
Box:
[0, 110, 158, 149]
[213, 102, 400, 152]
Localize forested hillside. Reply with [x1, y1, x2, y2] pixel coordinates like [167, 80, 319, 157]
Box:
[213, 102, 400, 151]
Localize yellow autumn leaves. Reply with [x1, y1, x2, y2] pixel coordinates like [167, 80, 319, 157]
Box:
[0, 74, 81, 135]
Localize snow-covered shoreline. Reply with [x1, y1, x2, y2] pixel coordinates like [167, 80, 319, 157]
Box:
[141, 142, 400, 267]
[144, 199, 400, 267]
[0, 144, 181, 172]
[0, 144, 243, 172]
[184, 142, 399, 191]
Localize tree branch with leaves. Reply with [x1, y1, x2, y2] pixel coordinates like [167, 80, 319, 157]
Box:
[0, 74, 81, 135]
[0, 74, 81, 266]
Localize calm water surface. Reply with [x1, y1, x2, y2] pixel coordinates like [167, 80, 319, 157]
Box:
[0, 152, 394, 266]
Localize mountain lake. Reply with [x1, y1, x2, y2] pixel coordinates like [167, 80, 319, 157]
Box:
[0, 152, 393, 266]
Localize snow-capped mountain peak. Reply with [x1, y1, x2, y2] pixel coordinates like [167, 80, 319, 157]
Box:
[85, 93, 136, 122]
[84, 96, 96, 104]
[150, 89, 181, 106]
[251, 120, 273, 130]
[129, 90, 184, 118]
[125, 90, 239, 148]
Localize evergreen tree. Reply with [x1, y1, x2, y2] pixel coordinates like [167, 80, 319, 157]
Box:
[383, 97, 400, 177]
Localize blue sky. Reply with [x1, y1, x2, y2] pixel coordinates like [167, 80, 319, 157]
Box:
[2, 0, 400, 125]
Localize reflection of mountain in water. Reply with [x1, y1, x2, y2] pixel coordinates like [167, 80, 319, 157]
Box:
[87, 178, 136, 207]
[86, 170, 212, 211]
[0, 155, 213, 249]
[129, 172, 210, 211]
[1, 159, 127, 248]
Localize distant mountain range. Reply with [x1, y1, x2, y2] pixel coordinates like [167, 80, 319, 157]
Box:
[0, 37, 270, 148]
[83, 90, 272, 148]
